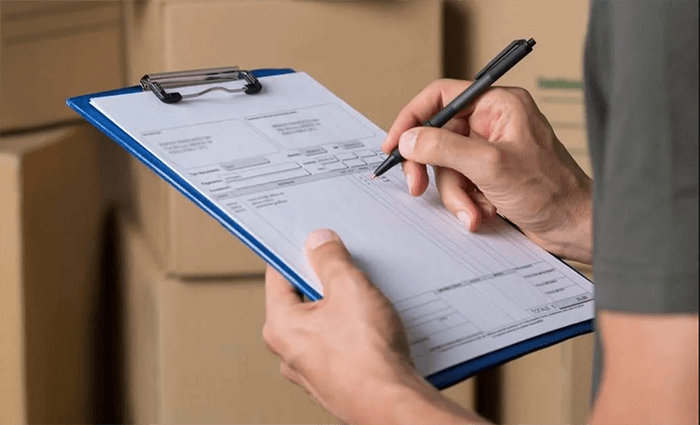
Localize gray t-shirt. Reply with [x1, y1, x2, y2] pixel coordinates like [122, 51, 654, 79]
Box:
[584, 0, 698, 400]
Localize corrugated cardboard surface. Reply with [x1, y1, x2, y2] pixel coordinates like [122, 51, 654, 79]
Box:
[0, 1, 125, 131]
[118, 214, 342, 423]
[445, 0, 591, 174]
[0, 125, 104, 423]
[124, 0, 443, 277]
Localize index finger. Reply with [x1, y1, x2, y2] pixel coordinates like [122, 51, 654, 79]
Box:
[382, 79, 475, 153]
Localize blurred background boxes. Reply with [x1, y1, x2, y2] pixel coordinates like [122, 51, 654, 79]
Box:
[117, 213, 339, 424]
[0, 125, 106, 424]
[0, 1, 125, 132]
[488, 335, 594, 425]
[124, 0, 443, 277]
[446, 0, 592, 175]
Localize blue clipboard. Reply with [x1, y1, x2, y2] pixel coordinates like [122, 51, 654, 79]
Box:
[67, 67, 593, 390]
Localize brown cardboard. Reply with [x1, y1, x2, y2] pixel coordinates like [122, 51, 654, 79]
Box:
[0, 1, 125, 131]
[442, 378, 477, 411]
[493, 334, 594, 425]
[118, 213, 341, 423]
[124, 0, 443, 276]
[445, 0, 591, 170]
[0, 125, 104, 423]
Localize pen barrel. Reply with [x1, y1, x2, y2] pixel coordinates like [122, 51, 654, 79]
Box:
[424, 75, 494, 128]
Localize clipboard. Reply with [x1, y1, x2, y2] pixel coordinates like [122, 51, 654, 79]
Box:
[67, 66, 592, 390]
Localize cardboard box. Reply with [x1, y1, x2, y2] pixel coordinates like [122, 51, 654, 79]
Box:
[117, 213, 337, 423]
[442, 378, 477, 412]
[124, 0, 443, 277]
[0, 125, 105, 423]
[490, 335, 594, 425]
[0, 1, 125, 132]
[445, 0, 591, 170]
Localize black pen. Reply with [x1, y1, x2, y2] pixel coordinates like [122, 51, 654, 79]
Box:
[370, 38, 536, 179]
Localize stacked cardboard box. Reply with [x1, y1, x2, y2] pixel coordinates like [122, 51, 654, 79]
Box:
[445, 1, 594, 423]
[0, 125, 107, 424]
[118, 214, 341, 423]
[0, 1, 125, 131]
[487, 331, 594, 425]
[1, 2, 126, 422]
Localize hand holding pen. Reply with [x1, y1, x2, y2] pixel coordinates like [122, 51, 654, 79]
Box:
[371, 36, 593, 261]
[371, 38, 536, 179]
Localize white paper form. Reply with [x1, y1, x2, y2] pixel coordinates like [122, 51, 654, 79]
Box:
[91, 72, 594, 377]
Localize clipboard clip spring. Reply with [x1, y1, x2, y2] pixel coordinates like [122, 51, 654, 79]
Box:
[140, 66, 262, 104]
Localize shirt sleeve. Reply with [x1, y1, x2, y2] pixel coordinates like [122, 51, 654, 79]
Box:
[591, 1, 698, 313]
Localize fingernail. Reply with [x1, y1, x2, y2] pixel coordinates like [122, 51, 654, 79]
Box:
[307, 229, 339, 250]
[457, 211, 471, 228]
[398, 130, 417, 156]
[406, 172, 416, 195]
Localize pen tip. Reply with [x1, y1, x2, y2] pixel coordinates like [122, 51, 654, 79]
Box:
[369, 174, 377, 180]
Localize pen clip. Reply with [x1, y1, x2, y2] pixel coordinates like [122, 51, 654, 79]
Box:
[474, 39, 525, 80]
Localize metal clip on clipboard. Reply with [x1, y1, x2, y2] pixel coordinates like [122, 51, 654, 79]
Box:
[140, 66, 263, 104]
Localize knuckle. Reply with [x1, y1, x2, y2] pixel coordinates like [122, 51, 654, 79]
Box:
[415, 129, 439, 157]
[435, 131, 454, 158]
[324, 256, 354, 277]
[262, 322, 281, 352]
[283, 346, 306, 372]
[427, 130, 460, 167]
[428, 78, 450, 92]
[482, 145, 506, 170]
[490, 86, 532, 110]
[488, 86, 511, 102]
[504, 88, 538, 117]
[396, 103, 416, 123]
[280, 363, 294, 381]
[340, 269, 369, 288]
[509, 86, 534, 103]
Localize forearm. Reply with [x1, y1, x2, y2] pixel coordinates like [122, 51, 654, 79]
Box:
[349, 372, 490, 425]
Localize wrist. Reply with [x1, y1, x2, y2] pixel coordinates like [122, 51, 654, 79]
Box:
[348, 370, 486, 425]
[532, 176, 593, 264]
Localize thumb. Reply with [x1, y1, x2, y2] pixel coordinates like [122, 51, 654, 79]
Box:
[397, 127, 502, 182]
[304, 229, 369, 298]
